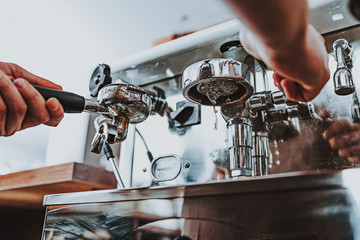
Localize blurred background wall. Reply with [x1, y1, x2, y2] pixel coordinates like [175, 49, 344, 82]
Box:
[0, 0, 235, 173]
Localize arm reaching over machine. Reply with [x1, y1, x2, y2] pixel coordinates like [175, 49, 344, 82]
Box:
[0, 62, 64, 136]
[223, 0, 330, 102]
[323, 119, 360, 163]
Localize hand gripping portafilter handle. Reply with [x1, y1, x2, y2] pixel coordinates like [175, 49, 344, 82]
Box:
[34, 85, 85, 113]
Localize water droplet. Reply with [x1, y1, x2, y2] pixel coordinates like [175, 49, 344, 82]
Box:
[272, 140, 280, 164]
[273, 140, 278, 148]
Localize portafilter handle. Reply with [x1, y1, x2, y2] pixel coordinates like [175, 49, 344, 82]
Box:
[34, 85, 108, 114]
[31, 64, 112, 114]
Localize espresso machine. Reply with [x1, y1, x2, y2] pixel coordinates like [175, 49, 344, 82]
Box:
[41, 0, 360, 239]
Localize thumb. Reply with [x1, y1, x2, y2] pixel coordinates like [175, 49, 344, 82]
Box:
[15, 65, 62, 90]
[280, 79, 306, 102]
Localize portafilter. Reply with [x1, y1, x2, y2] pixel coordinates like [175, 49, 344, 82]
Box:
[30, 64, 152, 148]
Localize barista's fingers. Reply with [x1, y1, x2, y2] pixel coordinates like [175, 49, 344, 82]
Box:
[353, 122, 360, 131]
[0, 95, 7, 136]
[347, 156, 360, 163]
[14, 78, 50, 129]
[44, 98, 64, 127]
[9, 63, 63, 90]
[20, 115, 38, 130]
[338, 144, 360, 163]
[328, 130, 360, 149]
[279, 79, 307, 102]
[273, 72, 284, 92]
[317, 106, 332, 119]
[323, 119, 354, 140]
[0, 71, 27, 135]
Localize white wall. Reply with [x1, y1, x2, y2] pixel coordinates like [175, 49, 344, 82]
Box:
[0, 0, 235, 173]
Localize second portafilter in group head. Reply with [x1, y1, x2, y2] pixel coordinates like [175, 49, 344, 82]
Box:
[182, 41, 256, 177]
[182, 58, 253, 107]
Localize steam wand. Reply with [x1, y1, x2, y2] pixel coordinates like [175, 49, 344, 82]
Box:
[103, 142, 125, 189]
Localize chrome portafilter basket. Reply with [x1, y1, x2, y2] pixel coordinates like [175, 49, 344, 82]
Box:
[97, 83, 152, 124]
[182, 58, 253, 106]
[90, 83, 152, 154]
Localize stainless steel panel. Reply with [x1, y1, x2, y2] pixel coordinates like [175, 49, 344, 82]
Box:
[43, 169, 359, 206]
[42, 169, 360, 240]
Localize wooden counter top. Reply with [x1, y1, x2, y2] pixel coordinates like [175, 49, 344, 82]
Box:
[0, 162, 117, 208]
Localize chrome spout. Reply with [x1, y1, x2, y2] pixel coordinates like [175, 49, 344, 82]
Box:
[252, 131, 269, 176]
[227, 118, 253, 177]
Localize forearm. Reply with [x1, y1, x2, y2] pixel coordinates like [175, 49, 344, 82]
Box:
[224, 0, 309, 56]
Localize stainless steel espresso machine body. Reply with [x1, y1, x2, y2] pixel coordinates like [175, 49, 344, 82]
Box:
[113, 19, 360, 188]
[42, 0, 360, 239]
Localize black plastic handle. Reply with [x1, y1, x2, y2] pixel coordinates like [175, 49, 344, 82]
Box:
[34, 85, 85, 113]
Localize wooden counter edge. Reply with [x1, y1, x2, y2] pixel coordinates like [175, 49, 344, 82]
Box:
[0, 162, 117, 191]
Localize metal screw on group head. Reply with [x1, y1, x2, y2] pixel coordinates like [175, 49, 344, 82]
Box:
[184, 162, 191, 168]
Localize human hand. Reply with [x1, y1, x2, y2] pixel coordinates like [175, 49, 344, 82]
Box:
[0, 62, 64, 136]
[323, 119, 360, 163]
[240, 24, 330, 102]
